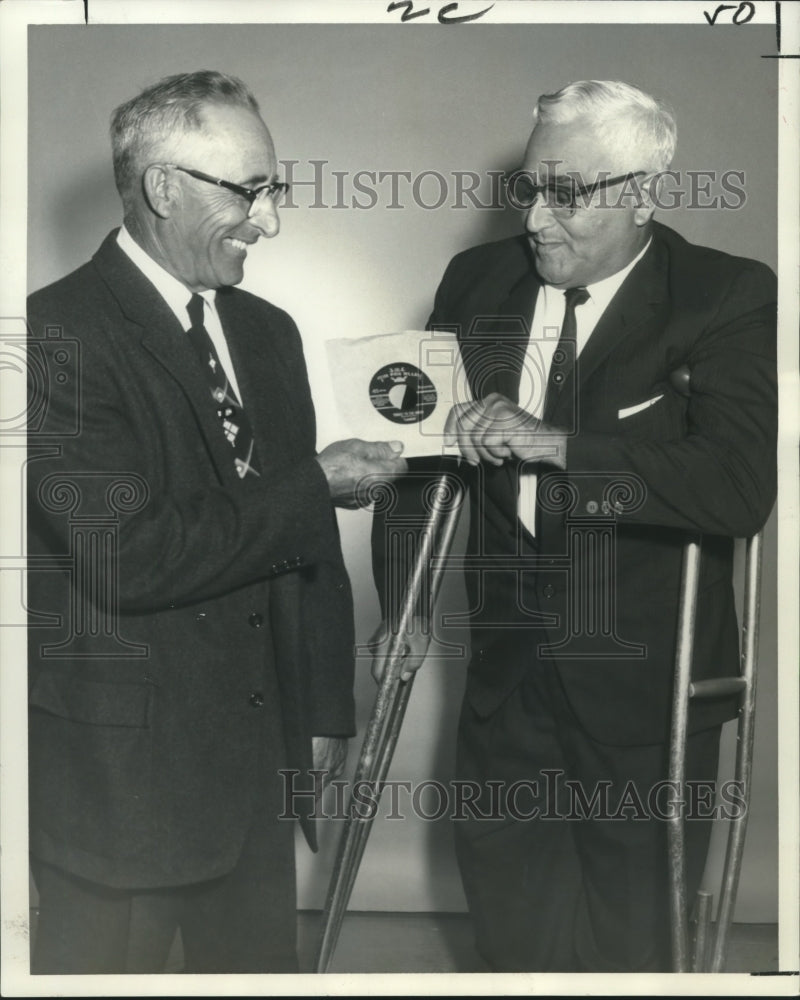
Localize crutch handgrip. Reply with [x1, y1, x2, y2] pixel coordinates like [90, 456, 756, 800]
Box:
[689, 677, 747, 699]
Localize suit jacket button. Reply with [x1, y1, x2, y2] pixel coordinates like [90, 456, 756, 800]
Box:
[248, 612, 264, 628]
[542, 584, 555, 599]
[249, 691, 264, 708]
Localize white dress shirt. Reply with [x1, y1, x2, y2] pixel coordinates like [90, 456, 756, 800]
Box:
[116, 226, 244, 402]
[518, 239, 651, 535]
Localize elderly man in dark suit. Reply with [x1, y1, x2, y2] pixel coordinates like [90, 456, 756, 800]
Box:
[373, 80, 776, 972]
[26, 70, 406, 975]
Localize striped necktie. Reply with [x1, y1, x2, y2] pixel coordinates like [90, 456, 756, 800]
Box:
[186, 293, 259, 479]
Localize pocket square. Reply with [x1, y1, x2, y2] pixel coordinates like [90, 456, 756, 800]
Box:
[618, 394, 664, 419]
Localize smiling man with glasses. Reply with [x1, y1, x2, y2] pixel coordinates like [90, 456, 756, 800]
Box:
[26, 69, 406, 975]
[372, 79, 777, 972]
[170, 164, 291, 209]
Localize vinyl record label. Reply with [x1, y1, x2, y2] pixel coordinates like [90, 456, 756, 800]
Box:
[369, 363, 437, 424]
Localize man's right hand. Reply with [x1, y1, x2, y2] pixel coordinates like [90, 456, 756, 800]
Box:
[444, 392, 568, 468]
[315, 438, 407, 508]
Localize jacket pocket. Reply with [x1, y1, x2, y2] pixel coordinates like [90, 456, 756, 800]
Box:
[29, 671, 152, 728]
[29, 671, 155, 864]
[615, 388, 687, 443]
[618, 394, 665, 419]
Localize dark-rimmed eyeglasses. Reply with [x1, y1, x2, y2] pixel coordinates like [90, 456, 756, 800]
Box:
[503, 170, 646, 217]
[170, 165, 290, 213]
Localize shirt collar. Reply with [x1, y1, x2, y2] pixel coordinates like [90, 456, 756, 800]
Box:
[117, 225, 216, 330]
[581, 237, 652, 313]
[540, 237, 652, 313]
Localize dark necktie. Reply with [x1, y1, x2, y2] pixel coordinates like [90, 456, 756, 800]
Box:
[186, 293, 259, 479]
[544, 285, 590, 413]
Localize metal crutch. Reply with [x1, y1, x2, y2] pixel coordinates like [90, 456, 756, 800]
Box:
[668, 530, 764, 972]
[315, 466, 465, 974]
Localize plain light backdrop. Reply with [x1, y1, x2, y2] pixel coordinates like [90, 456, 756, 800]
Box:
[27, 22, 779, 919]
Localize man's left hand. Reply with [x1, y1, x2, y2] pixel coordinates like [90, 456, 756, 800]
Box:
[311, 736, 348, 784]
[444, 392, 568, 468]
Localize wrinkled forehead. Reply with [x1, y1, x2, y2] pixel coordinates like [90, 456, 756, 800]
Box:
[522, 119, 628, 184]
[171, 103, 276, 180]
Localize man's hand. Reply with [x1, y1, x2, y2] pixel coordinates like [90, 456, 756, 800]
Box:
[444, 392, 568, 469]
[316, 439, 407, 508]
[311, 736, 348, 784]
[369, 618, 432, 684]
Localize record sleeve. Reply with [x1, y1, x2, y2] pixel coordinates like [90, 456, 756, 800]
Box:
[322, 329, 471, 456]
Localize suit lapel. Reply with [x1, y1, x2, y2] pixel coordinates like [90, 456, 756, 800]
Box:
[493, 269, 541, 404]
[215, 290, 307, 471]
[459, 249, 541, 522]
[545, 237, 669, 424]
[462, 261, 541, 405]
[92, 232, 243, 487]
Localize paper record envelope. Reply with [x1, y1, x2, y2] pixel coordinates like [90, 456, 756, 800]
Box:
[323, 330, 472, 456]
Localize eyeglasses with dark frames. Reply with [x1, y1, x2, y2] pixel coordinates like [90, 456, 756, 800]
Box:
[503, 169, 646, 217]
[169, 165, 290, 212]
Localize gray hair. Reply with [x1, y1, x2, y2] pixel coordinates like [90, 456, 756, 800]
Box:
[110, 70, 260, 212]
[532, 80, 677, 173]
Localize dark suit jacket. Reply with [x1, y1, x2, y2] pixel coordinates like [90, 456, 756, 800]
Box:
[27, 231, 355, 889]
[377, 222, 777, 746]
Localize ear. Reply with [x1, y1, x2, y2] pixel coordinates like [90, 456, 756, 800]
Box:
[633, 173, 658, 227]
[141, 164, 179, 219]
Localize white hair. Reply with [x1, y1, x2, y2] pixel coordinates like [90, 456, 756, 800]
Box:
[110, 70, 261, 214]
[532, 80, 677, 173]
